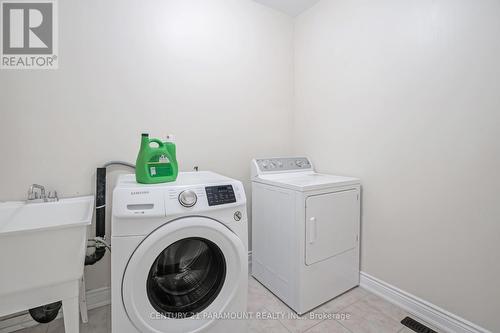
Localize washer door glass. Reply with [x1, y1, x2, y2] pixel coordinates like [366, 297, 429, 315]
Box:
[146, 237, 226, 318]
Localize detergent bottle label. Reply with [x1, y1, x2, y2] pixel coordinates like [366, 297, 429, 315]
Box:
[148, 155, 173, 178]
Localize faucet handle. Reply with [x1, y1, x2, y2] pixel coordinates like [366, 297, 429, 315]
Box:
[48, 191, 59, 201]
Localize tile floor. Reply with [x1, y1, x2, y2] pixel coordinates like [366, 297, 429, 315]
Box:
[13, 277, 439, 333]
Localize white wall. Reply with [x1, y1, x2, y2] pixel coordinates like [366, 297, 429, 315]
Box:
[2, 0, 498, 330]
[0, 0, 294, 290]
[294, 0, 500, 331]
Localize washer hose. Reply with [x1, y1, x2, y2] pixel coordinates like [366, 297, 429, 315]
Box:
[85, 162, 134, 265]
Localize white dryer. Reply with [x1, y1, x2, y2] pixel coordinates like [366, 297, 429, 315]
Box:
[111, 171, 248, 333]
[251, 157, 360, 315]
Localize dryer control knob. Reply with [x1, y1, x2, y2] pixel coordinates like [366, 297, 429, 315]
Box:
[179, 190, 197, 207]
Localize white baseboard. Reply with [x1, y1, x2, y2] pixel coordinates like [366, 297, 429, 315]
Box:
[360, 272, 491, 333]
[0, 287, 110, 333]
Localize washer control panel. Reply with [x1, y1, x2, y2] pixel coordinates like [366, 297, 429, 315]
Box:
[205, 185, 236, 206]
[113, 173, 246, 219]
[256, 157, 312, 172]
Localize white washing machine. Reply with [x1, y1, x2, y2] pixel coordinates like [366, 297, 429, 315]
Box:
[251, 157, 360, 315]
[111, 171, 248, 333]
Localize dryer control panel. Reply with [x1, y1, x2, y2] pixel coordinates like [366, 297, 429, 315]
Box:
[254, 157, 312, 173]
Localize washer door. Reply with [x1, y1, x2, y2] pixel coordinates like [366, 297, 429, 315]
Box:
[122, 216, 246, 333]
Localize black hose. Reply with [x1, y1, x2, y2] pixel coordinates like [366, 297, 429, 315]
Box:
[85, 167, 107, 266]
[85, 163, 134, 266]
[85, 246, 106, 265]
[95, 167, 106, 238]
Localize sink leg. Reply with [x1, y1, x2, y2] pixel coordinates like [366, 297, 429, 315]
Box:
[79, 277, 88, 323]
[62, 296, 79, 333]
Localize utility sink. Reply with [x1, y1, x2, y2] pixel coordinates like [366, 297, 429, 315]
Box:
[0, 196, 94, 332]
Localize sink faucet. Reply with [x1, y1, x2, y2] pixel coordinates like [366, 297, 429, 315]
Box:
[27, 184, 59, 202]
[28, 184, 46, 201]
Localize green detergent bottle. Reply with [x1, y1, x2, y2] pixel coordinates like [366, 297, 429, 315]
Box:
[135, 133, 178, 184]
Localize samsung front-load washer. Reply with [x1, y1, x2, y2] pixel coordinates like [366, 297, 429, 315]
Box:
[251, 157, 360, 315]
[111, 171, 248, 333]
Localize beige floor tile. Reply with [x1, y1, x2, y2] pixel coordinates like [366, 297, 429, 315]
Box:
[340, 299, 402, 333]
[247, 277, 277, 312]
[247, 308, 289, 333]
[304, 320, 351, 333]
[263, 297, 323, 333]
[277, 314, 323, 333]
[361, 293, 409, 322]
[316, 287, 369, 314]
[248, 277, 293, 313]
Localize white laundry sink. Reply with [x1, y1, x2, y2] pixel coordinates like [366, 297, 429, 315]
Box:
[0, 195, 94, 332]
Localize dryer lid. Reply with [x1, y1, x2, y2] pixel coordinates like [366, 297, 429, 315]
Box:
[254, 172, 360, 192]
